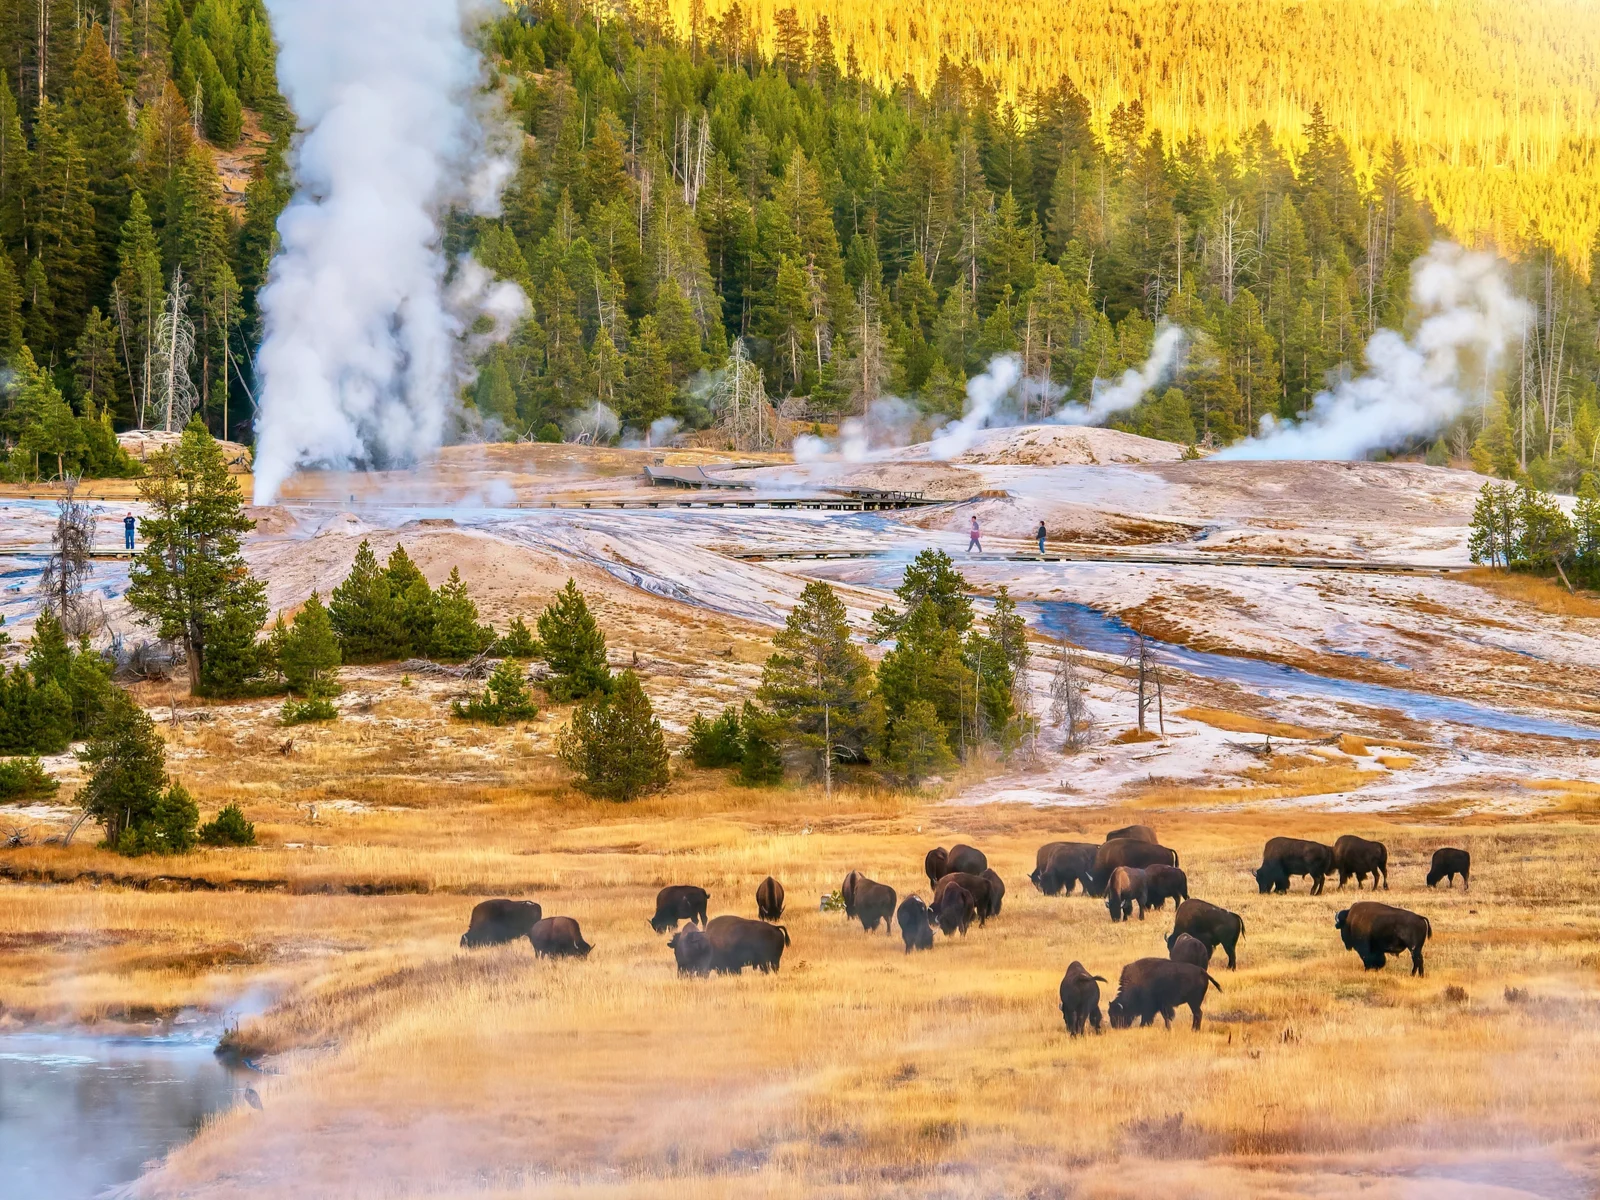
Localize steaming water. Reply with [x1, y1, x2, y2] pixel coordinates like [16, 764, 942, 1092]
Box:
[0, 1026, 238, 1197]
[1029, 599, 1600, 741]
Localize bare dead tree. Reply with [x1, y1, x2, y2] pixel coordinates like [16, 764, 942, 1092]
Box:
[1126, 631, 1164, 737]
[1049, 637, 1093, 752]
[39, 477, 101, 641]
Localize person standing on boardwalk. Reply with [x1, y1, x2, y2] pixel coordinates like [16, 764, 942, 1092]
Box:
[123, 512, 136, 551]
[968, 515, 982, 553]
[1036, 521, 1047, 554]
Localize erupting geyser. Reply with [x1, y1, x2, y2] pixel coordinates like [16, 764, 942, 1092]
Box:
[252, 0, 525, 504]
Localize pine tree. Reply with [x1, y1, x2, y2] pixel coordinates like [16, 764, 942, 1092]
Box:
[280, 592, 342, 696]
[536, 579, 611, 700]
[454, 657, 539, 725]
[63, 25, 131, 287]
[429, 567, 494, 661]
[758, 580, 872, 795]
[557, 670, 669, 801]
[686, 705, 744, 768]
[113, 192, 164, 428]
[623, 315, 674, 426]
[76, 688, 196, 854]
[0, 250, 20, 361]
[881, 698, 955, 786]
[26, 99, 97, 348]
[737, 701, 784, 786]
[328, 540, 405, 662]
[124, 419, 267, 696]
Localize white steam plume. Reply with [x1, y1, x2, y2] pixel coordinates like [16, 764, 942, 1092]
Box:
[1050, 323, 1186, 426]
[252, 0, 523, 504]
[928, 355, 1024, 459]
[1218, 242, 1528, 461]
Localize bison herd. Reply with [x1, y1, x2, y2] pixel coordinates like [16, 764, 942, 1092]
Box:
[458, 830, 1473, 1034]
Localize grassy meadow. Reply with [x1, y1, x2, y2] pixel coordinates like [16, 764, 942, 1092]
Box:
[3, 679, 1598, 1196]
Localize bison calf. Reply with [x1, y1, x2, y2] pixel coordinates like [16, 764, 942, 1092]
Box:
[1255, 836, 1335, 894]
[1059, 961, 1107, 1036]
[1336, 902, 1432, 976]
[668, 927, 712, 976]
[1107, 958, 1221, 1031]
[896, 896, 935, 953]
[649, 885, 710, 934]
[705, 914, 789, 974]
[1031, 841, 1097, 896]
[756, 876, 785, 921]
[1168, 932, 1213, 968]
[1427, 848, 1470, 890]
[1105, 866, 1149, 922]
[530, 916, 593, 959]
[1167, 899, 1245, 970]
[1142, 864, 1189, 910]
[1334, 834, 1389, 890]
[460, 899, 542, 948]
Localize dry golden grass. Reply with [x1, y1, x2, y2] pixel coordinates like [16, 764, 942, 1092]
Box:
[1376, 754, 1417, 770]
[1176, 706, 1324, 740]
[1461, 568, 1600, 619]
[1339, 733, 1371, 756]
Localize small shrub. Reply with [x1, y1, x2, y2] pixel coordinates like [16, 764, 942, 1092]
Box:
[557, 671, 668, 801]
[1504, 986, 1529, 1004]
[0, 756, 58, 801]
[281, 695, 338, 725]
[199, 803, 256, 847]
[685, 706, 743, 768]
[112, 782, 199, 856]
[454, 659, 539, 725]
[1443, 984, 1468, 1004]
[493, 616, 538, 658]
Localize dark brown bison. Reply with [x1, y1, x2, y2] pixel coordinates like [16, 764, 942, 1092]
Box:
[1106, 824, 1158, 843]
[649, 885, 710, 933]
[668, 927, 712, 976]
[1168, 932, 1213, 968]
[1142, 864, 1189, 910]
[1255, 836, 1335, 894]
[896, 896, 935, 953]
[1090, 839, 1179, 896]
[1105, 866, 1149, 922]
[756, 876, 785, 921]
[1031, 842, 1098, 895]
[1107, 958, 1221, 1031]
[1059, 961, 1107, 1036]
[847, 875, 897, 934]
[1167, 899, 1245, 970]
[1334, 835, 1389, 890]
[932, 879, 976, 936]
[948, 844, 988, 875]
[923, 848, 948, 890]
[529, 916, 593, 958]
[937, 872, 998, 923]
[1336, 902, 1432, 976]
[704, 914, 789, 974]
[1427, 848, 1471, 890]
[980, 868, 1006, 915]
[460, 899, 543, 948]
[840, 870, 862, 912]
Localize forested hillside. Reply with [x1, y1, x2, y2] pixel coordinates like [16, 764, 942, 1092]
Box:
[1, 2, 1596, 491]
[0, 0, 287, 479]
[477, 3, 1600, 488]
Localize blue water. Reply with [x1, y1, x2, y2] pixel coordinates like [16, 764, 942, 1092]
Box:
[0, 1026, 241, 1198]
[1030, 599, 1600, 742]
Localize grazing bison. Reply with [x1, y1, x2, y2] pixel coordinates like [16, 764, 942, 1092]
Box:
[1106, 824, 1158, 844]
[847, 875, 898, 934]
[948, 844, 988, 876]
[1031, 842, 1097, 895]
[1255, 836, 1335, 894]
[704, 914, 790, 974]
[932, 880, 977, 936]
[1090, 839, 1179, 896]
[936, 872, 999, 923]
[1168, 933, 1213, 968]
[529, 916, 593, 959]
[649, 885, 710, 933]
[1059, 961, 1107, 1037]
[1427, 848, 1471, 890]
[1142, 865, 1189, 910]
[460, 899, 543, 948]
[896, 896, 935, 953]
[923, 849, 948, 890]
[1107, 958, 1221, 1030]
[980, 868, 1006, 915]
[756, 876, 785, 921]
[840, 870, 862, 912]
[1105, 866, 1150, 922]
[1167, 899, 1245, 970]
[1336, 902, 1432, 976]
[668, 927, 712, 976]
[1334, 835, 1389, 890]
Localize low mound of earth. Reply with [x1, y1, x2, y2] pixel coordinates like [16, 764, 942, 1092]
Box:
[894, 422, 1189, 466]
